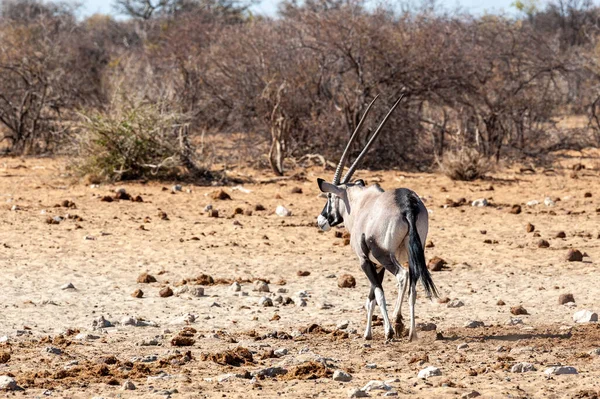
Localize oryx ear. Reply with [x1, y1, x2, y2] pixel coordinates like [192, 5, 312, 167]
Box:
[317, 178, 345, 197]
[355, 179, 365, 187]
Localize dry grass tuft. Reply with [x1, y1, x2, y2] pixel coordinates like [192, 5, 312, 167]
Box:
[439, 148, 491, 181]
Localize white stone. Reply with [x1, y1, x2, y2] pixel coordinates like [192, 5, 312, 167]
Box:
[251, 366, 287, 378]
[589, 348, 600, 356]
[74, 333, 100, 340]
[544, 366, 577, 375]
[189, 287, 204, 297]
[0, 376, 17, 391]
[120, 316, 138, 326]
[92, 315, 112, 329]
[471, 198, 488, 207]
[253, 281, 269, 293]
[362, 380, 391, 392]
[275, 205, 292, 217]
[365, 363, 377, 369]
[204, 204, 213, 212]
[60, 282, 75, 290]
[277, 288, 288, 293]
[258, 297, 273, 307]
[348, 388, 369, 398]
[447, 299, 464, 308]
[544, 197, 555, 207]
[464, 320, 484, 328]
[296, 298, 307, 307]
[0, 336, 9, 343]
[511, 362, 536, 373]
[337, 320, 350, 330]
[172, 185, 182, 192]
[10, 205, 20, 211]
[230, 282, 241, 292]
[418, 366, 442, 379]
[333, 370, 353, 382]
[457, 343, 469, 350]
[274, 348, 288, 357]
[573, 310, 598, 323]
[506, 317, 524, 326]
[122, 380, 136, 390]
[526, 200, 539, 206]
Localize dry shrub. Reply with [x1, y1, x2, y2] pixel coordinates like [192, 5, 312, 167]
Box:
[440, 148, 491, 181]
[73, 96, 206, 181]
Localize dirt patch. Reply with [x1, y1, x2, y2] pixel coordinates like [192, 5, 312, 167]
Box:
[281, 361, 332, 380]
[200, 347, 254, 367]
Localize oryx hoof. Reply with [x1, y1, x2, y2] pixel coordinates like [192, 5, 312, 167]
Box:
[385, 328, 395, 341]
[393, 322, 404, 338]
[363, 332, 373, 340]
[408, 330, 418, 342]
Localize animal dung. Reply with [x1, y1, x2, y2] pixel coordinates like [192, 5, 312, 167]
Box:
[338, 274, 356, 288]
[427, 256, 446, 271]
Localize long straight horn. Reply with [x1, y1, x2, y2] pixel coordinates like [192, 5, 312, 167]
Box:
[342, 94, 405, 183]
[332, 94, 380, 184]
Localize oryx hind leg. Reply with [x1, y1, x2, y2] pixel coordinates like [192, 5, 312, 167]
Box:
[364, 289, 376, 340]
[360, 260, 392, 340]
[392, 268, 408, 337]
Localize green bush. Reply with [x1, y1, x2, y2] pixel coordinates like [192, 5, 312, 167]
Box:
[75, 101, 203, 181]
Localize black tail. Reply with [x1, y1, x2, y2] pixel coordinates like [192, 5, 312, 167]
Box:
[405, 202, 438, 299]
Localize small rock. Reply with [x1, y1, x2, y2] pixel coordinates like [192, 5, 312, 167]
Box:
[295, 298, 307, 307]
[457, 343, 468, 350]
[427, 256, 446, 271]
[497, 299, 506, 306]
[333, 370, 353, 382]
[462, 392, 481, 399]
[207, 209, 219, 218]
[0, 376, 18, 391]
[338, 274, 356, 288]
[526, 200, 539, 206]
[589, 348, 600, 356]
[188, 287, 204, 297]
[416, 322, 437, 331]
[131, 289, 144, 298]
[510, 305, 528, 315]
[92, 315, 113, 329]
[511, 362, 536, 373]
[584, 192, 592, 198]
[137, 273, 157, 283]
[425, 240, 434, 248]
[573, 309, 598, 323]
[348, 388, 369, 398]
[558, 293, 574, 305]
[510, 205, 522, 214]
[525, 223, 534, 233]
[251, 366, 288, 378]
[61, 282, 75, 290]
[277, 287, 288, 293]
[544, 197, 555, 207]
[172, 185, 182, 192]
[75, 333, 100, 341]
[365, 363, 377, 369]
[337, 320, 350, 330]
[418, 366, 442, 379]
[258, 297, 273, 307]
[253, 280, 270, 293]
[122, 380, 136, 390]
[555, 231, 566, 238]
[565, 249, 583, 262]
[275, 205, 292, 217]
[230, 282, 241, 292]
[204, 204, 213, 212]
[384, 393, 398, 397]
[537, 239, 550, 248]
[274, 348, 288, 357]
[297, 270, 310, 277]
[255, 204, 266, 211]
[471, 198, 488, 207]
[464, 320, 484, 328]
[44, 346, 62, 355]
[291, 187, 303, 194]
[544, 366, 577, 375]
[159, 287, 174, 297]
[211, 189, 231, 200]
[120, 316, 137, 326]
[506, 317, 524, 326]
[447, 299, 464, 308]
[362, 380, 391, 392]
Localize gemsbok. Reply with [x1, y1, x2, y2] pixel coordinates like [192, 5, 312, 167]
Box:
[316, 94, 438, 341]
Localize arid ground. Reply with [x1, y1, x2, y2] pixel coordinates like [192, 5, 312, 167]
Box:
[1, 153, 600, 398]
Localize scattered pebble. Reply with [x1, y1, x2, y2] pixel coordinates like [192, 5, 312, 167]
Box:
[544, 197, 555, 207]
[461, 391, 481, 399]
[447, 299, 464, 308]
[573, 309, 598, 323]
[251, 366, 288, 378]
[159, 287, 174, 298]
[230, 282, 241, 292]
[418, 366, 442, 379]
[365, 363, 377, 369]
[122, 380, 136, 390]
[506, 318, 524, 326]
[558, 293, 574, 305]
[60, 282, 75, 290]
[211, 190, 231, 200]
[537, 239, 550, 248]
[471, 198, 488, 207]
[253, 281, 270, 293]
[526, 200, 539, 206]
[565, 249, 583, 262]
[274, 348, 288, 357]
[362, 380, 392, 392]
[44, 346, 62, 355]
[511, 362, 536, 373]
[348, 388, 369, 398]
[544, 366, 577, 375]
[497, 299, 506, 306]
[0, 376, 17, 391]
[427, 256, 446, 271]
[416, 322, 437, 331]
[258, 297, 273, 307]
[457, 343, 468, 350]
[92, 316, 113, 329]
[555, 231, 566, 238]
[337, 320, 350, 330]
[510, 305, 528, 315]
[589, 348, 600, 356]
[75, 333, 100, 341]
[338, 274, 356, 288]
[333, 370, 353, 382]
[275, 205, 292, 217]
[526, 223, 535, 233]
[131, 289, 144, 298]
[510, 205, 522, 214]
[137, 273, 157, 283]
[464, 320, 484, 328]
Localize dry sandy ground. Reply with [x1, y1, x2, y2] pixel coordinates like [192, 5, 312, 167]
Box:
[1, 153, 600, 399]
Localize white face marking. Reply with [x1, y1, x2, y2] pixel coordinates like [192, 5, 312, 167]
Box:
[317, 215, 331, 231]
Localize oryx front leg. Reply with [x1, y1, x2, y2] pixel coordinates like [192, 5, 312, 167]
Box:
[392, 268, 408, 337]
[407, 283, 417, 341]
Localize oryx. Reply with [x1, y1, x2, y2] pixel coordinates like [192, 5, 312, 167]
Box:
[316, 94, 438, 341]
